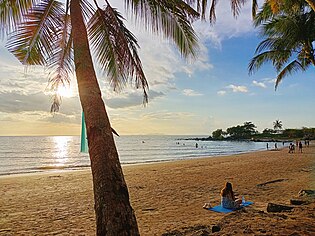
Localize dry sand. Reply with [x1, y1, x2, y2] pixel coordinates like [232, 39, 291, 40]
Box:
[0, 144, 314, 235]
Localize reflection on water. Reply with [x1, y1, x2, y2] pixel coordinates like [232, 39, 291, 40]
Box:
[52, 136, 71, 166]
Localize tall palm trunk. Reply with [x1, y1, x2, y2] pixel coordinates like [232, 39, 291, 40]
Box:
[70, 0, 139, 235]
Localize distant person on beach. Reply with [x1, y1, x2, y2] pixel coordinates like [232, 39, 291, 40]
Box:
[195, 143, 198, 148]
[299, 141, 303, 153]
[220, 182, 242, 209]
[274, 143, 278, 150]
[288, 143, 295, 153]
[266, 143, 269, 150]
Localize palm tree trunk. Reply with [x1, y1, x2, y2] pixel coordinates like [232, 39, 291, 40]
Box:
[70, 0, 139, 235]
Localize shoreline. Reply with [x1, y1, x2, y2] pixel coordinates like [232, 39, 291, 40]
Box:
[0, 147, 272, 177]
[1, 145, 314, 235]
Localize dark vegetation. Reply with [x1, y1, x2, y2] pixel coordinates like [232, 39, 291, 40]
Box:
[190, 121, 314, 142]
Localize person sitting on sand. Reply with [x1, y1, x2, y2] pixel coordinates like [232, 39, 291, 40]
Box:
[220, 182, 242, 209]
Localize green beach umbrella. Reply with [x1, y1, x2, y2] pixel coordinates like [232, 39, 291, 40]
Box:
[80, 112, 88, 153]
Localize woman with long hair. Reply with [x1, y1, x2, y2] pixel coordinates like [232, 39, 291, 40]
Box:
[220, 182, 242, 209]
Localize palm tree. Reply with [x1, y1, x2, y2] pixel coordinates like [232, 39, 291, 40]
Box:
[0, 0, 200, 234]
[273, 119, 283, 131]
[268, 0, 315, 13]
[193, 0, 315, 22]
[248, 2, 315, 88]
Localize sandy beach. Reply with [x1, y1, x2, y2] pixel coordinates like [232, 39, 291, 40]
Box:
[0, 144, 314, 235]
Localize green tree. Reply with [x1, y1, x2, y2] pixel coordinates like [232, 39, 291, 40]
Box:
[268, 0, 315, 13]
[262, 128, 275, 135]
[273, 119, 283, 131]
[283, 128, 304, 138]
[196, 0, 315, 22]
[0, 0, 199, 234]
[243, 121, 257, 136]
[226, 122, 257, 139]
[212, 128, 224, 139]
[249, 2, 315, 88]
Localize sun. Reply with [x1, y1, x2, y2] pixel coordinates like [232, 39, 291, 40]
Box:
[57, 85, 73, 98]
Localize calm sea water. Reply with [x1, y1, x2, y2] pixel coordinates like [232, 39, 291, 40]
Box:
[0, 135, 270, 175]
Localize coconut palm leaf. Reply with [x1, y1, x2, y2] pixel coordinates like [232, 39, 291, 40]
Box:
[250, 3, 315, 87]
[209, 0, 217, 23]
[253, 1, 273, 27]
[88, 5, 149, 103]
[275, 60, 306, 89]
[47, 0, 73, 88]
[249, 49, 292, 74]
[6, 0, 65, 65]
[47, 14, 73, 112]
[231, 0, 246, 18]
[181, 0, 259, 22]
[79, 0, 95, 23]
[0, 0, 35, 36]
[124, 0, 199, 59]
[251, 0, 258, 18]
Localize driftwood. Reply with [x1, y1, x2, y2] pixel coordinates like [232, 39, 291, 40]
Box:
[267, 203, 294, 212]
[256, 179, 288, 187]
[298, 190, 315, 197]
[290, 199, 307, 205]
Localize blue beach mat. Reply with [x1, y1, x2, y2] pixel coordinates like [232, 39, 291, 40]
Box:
[207, 201, 253, 213]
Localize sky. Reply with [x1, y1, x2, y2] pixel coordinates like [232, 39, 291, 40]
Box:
[0, 1, 314, 136]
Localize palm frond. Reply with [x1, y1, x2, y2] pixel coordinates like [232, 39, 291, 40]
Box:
[0, 0, 35, 37]
[252, 0, 257, 18]
[47, 16, 74, 112]
[275, 60, 305, 89]
[248, 49, 291, 74]
[50, 93, 62, 112]
[209, 0, 217, 23]
[251, 1, 315, 90]
[200, 0, 207, 20]
[80, 0, 95, 23]
[6, 0, 65, 65]
[124, 0, 199, 59]
[88, 5, 149, 103]
[231, 0, 246, 18]
[253, 1, 273, 27]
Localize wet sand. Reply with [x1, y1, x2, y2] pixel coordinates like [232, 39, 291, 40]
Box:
[0, 144, 314, 235]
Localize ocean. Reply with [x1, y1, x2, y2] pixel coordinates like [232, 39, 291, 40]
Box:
[0, 135, 271, 176]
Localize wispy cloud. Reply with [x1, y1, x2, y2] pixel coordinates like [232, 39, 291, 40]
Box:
[227, 84, 248, 93]
[142, 111, 195, 121]
[182, 89, 203, 96]
[252, 80, 267, 88]
[105, 89, 164, 109]
[217, 90, 226, 96]
[192, 0, 258, 46]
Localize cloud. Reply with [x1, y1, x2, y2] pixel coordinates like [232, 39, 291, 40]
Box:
[217, 90, 226, 96]
[263, 78, 276, 84]
[192, 0, 260, 46]
[141, 111, 195, 121]
[227, 84, 248, 93]
[182, 89, 203, 96]
[252, 80, 267, 88]
[105, 89, 165, 109]
[41, 112, 80, 124]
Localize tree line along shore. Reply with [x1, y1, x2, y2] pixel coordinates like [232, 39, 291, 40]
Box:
[184, 121, 315, 142]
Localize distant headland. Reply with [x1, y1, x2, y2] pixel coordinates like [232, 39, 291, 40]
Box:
[181, 121, 314, 142]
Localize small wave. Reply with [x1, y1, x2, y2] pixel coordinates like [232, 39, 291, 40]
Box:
[37, 164, 90, 170]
